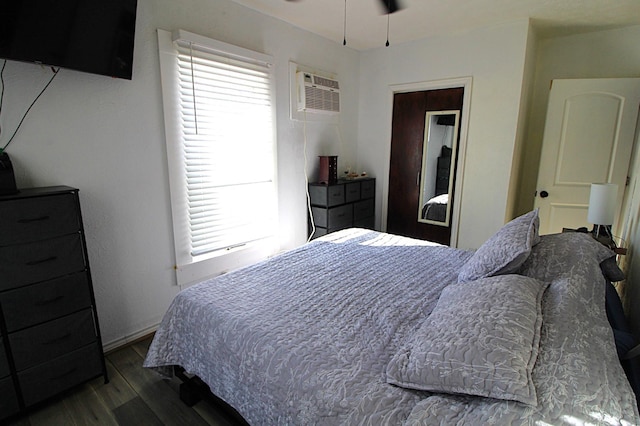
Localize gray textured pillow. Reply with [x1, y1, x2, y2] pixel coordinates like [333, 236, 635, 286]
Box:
[458, 209, 539, 283]
[386, 274, 548, 406]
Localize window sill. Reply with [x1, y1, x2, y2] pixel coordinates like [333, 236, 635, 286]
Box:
[175, 237, 277, 288]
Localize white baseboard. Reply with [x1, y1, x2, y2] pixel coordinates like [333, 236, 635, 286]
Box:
[102, 323, 159, 353]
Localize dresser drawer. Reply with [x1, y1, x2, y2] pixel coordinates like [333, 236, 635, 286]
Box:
[345, 182, 361, 203]
[10, 309, 97, 371]
[312, 205, 353, 229]
[0, 339, 9, 378]
[353, 198, 374, 221]
[0, 234, 85, 291]
[327, 205, 352, 230]
[0, 377, 20, 420]
[1, 272, 91, 332]
[361, 179, 375, 199]
[0, 193, 79, 245]
[19, 343, 103, 407]
[311, 207, 328, 228]
[309, 184, 344, 207]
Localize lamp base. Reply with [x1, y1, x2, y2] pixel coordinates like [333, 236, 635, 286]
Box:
[591, 225, 616, 249]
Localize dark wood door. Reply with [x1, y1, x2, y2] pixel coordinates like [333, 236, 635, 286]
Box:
[387, 87, 464, 244]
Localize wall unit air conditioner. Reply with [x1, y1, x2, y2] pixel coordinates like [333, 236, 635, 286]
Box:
[296, 72, 340, 114]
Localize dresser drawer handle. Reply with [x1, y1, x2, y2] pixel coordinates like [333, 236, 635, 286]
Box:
[26, 256, 58, 266]
[17, 215, 50, 223]
[35, 295, 65, 306]
[44, 333, 72, 345]
[49, 367, 77, 381]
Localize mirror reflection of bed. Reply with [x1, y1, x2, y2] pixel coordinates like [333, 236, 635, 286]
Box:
[419, 111, 459, 228]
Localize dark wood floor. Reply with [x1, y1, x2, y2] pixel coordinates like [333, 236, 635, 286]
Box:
[5, 337, 238, 426]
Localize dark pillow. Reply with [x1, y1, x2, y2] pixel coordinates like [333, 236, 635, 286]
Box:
[601, 257, 625, 282]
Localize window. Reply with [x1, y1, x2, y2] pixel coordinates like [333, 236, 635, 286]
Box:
[158, 29, 277, 286]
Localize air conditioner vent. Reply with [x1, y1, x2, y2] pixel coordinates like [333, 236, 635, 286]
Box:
[296, 72, 340, 114]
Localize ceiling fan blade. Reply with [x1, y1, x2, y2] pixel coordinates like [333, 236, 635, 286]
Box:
[285, 0, 403, 14]
[380, 0, 403, 14]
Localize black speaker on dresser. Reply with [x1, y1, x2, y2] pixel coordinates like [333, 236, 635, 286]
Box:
[0, 152, 18, 195]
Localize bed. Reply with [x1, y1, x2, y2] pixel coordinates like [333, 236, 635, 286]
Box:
[421, 145, 452, 222]
[144, 210, 640, 425]
[421, 193, 448, 222]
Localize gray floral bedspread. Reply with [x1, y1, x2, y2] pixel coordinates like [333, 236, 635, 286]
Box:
[144, 229, 639, 425]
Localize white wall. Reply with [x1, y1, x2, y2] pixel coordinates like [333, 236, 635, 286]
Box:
[1, 0, 360, 349]
[356, 20, 531, 249]
[507, 24, 538, 220]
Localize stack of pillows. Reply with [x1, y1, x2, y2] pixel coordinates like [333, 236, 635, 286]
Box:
[386, 209, 547, 406]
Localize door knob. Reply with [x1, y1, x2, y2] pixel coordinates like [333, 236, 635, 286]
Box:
[540, 190, 549, 198]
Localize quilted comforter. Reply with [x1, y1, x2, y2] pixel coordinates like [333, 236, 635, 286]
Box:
[144, 228, 639, 425]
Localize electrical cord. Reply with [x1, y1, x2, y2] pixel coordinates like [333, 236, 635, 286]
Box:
[303, 110, 316, 242]
[0, 61, 60, 153]
[0, 60, 6, 144]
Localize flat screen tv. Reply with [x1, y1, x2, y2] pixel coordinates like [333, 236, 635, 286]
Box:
[0, 0, 138, 80]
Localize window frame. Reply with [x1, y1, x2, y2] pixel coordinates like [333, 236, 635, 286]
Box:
[157, 29, 278, 287]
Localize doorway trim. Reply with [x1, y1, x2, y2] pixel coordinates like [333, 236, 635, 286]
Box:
[382, 76, 472, 247]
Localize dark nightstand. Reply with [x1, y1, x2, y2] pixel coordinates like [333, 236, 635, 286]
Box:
[308, 178, 375, 239]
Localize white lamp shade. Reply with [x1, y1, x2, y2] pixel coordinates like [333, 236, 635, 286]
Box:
[587, 183, 618, 225]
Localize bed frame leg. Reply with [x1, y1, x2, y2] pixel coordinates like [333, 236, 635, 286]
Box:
[172, 365, 250, 425]
[174, 365, 204, 407]
[179, 382, 202, 407]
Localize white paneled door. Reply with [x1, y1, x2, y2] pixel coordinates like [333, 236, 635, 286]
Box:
[535, 78, 640, 236]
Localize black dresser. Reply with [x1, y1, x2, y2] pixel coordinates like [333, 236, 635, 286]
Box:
[0, 186, 107, 420]
[308, 178, 375, 238]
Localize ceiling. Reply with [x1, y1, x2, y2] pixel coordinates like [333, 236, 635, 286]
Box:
[230, 0, 640, 50]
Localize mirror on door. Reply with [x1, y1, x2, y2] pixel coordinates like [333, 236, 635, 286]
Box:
[418, 110, 460, 227]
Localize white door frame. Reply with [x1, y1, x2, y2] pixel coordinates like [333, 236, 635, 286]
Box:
[381, 76, 472, 247]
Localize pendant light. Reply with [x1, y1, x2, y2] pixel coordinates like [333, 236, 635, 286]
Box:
[385, 0, 391, 46]
[343, 0, 347, 45]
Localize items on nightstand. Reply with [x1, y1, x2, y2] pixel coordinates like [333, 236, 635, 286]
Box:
[318, 156, 338, 185]
[585, 182, 627, 254]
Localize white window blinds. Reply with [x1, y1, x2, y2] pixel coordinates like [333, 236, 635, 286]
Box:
[174, 37, 276, 258]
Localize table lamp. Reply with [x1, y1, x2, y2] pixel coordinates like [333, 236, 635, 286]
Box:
[587, 183, 618, 241]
